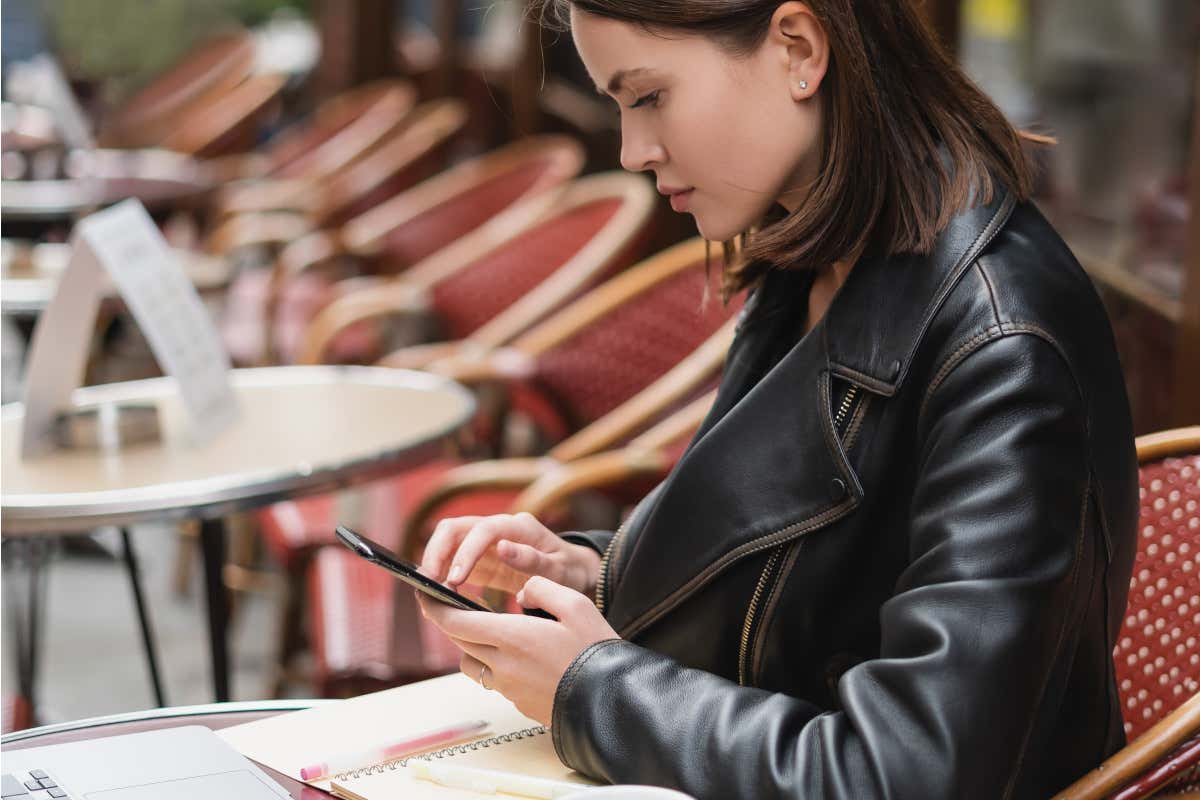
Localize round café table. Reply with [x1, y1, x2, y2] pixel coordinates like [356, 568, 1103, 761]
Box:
[1, 366, 475, 708]
[2, 701, 331, 799]
[1, 240, 235, 316]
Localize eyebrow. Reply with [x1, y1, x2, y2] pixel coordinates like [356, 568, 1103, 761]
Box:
[595, 67, 652, 96]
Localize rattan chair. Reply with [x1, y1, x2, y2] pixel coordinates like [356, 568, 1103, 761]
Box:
[298, 171, 657, 373]
[214, 79, 419, 214]
[1053, 425, 1200, 799]
[159, 73, 287, 160]
[262, 134, 585, 366]
[219, 99, 469, 365]
[98, 30, 257, 149]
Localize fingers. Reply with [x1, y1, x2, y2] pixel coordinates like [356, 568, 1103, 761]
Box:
[496, 539, 556, 579]
[450, 636, 497, 665]
[516, 575, 596, 624]
[446, 513, 554, 588]
[419, 594, 523, 646]
[420, 516, 482, 581]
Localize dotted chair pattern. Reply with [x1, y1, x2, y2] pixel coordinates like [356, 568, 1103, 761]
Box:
[1115, 453, 1200, 742]
[383, 158, 557, 269]
[530, 259, 735, 429]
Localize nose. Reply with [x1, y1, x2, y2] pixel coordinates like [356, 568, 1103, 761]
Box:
[619, 117, 666, 173]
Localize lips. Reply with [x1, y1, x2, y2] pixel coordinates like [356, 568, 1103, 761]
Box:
[668, 188, 694, 212]
[657, 182, 695, 213]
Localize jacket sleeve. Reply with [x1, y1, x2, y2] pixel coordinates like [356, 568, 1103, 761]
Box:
[561, 530, 615, 556]
[551, 332, 1100, 799]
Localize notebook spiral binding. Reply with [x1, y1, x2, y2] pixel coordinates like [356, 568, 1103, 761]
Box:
[334, 726, 549, 781]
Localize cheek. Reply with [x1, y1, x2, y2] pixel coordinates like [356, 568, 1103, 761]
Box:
[673, 87, 805, 236]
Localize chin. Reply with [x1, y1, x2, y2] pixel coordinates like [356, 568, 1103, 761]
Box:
[689, 198, 763, 243]
[693, 213, 746, 244]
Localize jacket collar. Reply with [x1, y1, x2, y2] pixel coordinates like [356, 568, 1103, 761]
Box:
[604, 185, 1018, 638]
[824, 186, 1016, 396]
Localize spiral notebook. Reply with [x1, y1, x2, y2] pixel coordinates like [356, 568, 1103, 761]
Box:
[218, 672, 597, 799]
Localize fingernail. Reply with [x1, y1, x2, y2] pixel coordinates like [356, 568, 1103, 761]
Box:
[516, 590, 525, 605]
[448, 565, 462, 583]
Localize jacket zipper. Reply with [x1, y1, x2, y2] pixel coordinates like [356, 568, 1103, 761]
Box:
[738, 545, 785, 685]
[736, 382, 866, 684]
[833, 384, 860, 437]
[595, 494, 648, 614]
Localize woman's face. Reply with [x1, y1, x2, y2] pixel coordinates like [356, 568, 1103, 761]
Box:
[571, 4, 826, 241]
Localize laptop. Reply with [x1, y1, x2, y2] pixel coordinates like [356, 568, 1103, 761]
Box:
[1, 726, 288, 799]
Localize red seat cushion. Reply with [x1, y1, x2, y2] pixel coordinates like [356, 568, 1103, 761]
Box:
[1114, 454, 1200, 741]
[383, 159, 556, 269]
[432, 198, 623, 339]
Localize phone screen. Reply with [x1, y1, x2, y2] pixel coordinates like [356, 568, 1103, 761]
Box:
[334, 525, 494, 612]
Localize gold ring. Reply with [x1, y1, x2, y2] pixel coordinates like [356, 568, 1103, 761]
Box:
[480, 663, 492, 691]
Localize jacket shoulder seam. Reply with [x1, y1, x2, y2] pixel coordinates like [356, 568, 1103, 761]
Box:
[975, 258, 1004, 326]
[919, 321, 1084, 430]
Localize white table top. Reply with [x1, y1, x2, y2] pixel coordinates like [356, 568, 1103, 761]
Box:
[1, 241, 234, 315]
[1, 366, 475, 533]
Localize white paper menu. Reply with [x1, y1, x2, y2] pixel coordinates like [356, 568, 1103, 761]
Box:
[20, 199, 239, 457]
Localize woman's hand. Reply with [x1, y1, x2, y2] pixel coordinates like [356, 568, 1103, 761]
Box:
[419, 576, 619, 725]
[420, 512, 602, 599]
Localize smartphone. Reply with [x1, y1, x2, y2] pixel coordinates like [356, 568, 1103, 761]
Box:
[334, 525, 494, 612]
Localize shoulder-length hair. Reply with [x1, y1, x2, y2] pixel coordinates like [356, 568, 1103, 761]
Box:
[535, 0, 1039, 298]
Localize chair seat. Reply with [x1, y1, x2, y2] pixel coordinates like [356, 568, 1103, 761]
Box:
[1115, 453, 1200, 741]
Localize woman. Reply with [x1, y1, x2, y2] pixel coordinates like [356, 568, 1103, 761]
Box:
[417, 1, 1138, 797]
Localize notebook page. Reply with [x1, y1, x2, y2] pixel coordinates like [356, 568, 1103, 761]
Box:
[330, 732, 599, 800]
[218, 673, 539, 791]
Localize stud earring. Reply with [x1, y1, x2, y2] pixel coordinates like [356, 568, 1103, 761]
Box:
[797, 79, 808, 91]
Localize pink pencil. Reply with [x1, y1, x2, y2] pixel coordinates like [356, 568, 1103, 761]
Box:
[299, 719, 490, 781]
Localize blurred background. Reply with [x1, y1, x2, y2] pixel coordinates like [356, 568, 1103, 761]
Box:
[1, 0, 1197, 743]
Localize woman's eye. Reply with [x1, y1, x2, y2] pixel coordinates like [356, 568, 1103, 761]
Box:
[630, 90, 661, 109]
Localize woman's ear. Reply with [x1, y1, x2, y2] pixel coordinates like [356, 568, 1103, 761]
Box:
[769, 2, 830, 102]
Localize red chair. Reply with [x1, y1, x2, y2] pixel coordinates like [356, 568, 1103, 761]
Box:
[219, 99, 468, 365]
[160, 73, 287, 159]
[263, 133, 583, 365]
[1054, 425, 1200, 799]
[297, 237, 739, 694]
[99, 30, 257, 149]
[213, 79, 419, 211]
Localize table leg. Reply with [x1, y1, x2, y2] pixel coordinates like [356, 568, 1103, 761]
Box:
[119, 528, 167, 707]
[2, 539, 51, 728]
[199, 518, 231, 702]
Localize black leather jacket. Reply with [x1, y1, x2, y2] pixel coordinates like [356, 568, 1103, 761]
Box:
[555, 187, 1138, 799]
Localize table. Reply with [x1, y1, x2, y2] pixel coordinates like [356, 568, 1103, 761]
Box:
[1, 149, 213, 223]
[1, 366, 476, 705]
[1, 240, 234, 316]
[2, 701, 331, 799]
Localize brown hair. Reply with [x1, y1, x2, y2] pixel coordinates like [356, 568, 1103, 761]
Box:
[534, 0, 1039, 297]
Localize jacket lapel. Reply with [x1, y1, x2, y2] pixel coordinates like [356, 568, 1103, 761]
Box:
[606, 298, 860, 638]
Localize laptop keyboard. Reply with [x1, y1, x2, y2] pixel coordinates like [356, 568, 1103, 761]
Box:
[2, 770, 73, 799]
